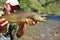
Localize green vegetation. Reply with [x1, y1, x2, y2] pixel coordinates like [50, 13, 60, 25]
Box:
[0, 0, 6, 6]
[18, 0, 60, 15]
[0, 0, 60, 15]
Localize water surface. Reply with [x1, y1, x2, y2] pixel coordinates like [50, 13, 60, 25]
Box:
[14, 16, 60, 40]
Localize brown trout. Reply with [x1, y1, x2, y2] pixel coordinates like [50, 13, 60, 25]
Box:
[0, 11, 46, 24]
[0, 11, 46, 33]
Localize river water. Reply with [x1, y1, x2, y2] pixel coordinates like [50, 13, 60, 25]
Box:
[46, 16, 60, 21]
[14, 16, 60, 40]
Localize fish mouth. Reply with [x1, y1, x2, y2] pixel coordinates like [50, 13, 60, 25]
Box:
[39, 17, 46, 22]
[31, 15, 47, 22]
[35, 17, 46, 22]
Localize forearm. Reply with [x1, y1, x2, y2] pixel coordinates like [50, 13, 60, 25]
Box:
[17, 23, 27, 37]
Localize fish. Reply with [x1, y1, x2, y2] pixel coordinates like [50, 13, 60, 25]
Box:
[0, 11, 46, 25]
[0, 11, 47, 35]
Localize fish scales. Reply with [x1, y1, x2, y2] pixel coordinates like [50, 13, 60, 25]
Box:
[0, 12, 38, 23]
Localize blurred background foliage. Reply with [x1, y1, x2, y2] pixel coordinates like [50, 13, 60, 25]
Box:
[18, 0, 60, 15]
[0, 0, 60, 15]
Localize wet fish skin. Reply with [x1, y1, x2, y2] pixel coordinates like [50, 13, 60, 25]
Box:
[0, 11, 46, 24]
[0, 11, 46, 33]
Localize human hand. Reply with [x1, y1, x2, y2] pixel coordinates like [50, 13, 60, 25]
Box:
[16, 18, 38, 37]
[0, 18, 8, 33]
[25, 18, 39, 25]
[0, 18, 8, 27]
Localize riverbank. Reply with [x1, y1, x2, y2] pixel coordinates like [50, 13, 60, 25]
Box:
[14, 20, 60, 40]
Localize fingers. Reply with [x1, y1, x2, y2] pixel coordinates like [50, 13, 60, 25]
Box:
[25, 18, 29, 23]
[25, 18, 39, 25]
[0, 18, 6, 22]
[36, 22, 39, 24]
[0, 21, 8, 27]
[0, 18, 8, 27]
[32, 21, 36, 25]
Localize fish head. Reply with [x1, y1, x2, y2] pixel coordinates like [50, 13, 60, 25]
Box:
[31, 15, 46, 22]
